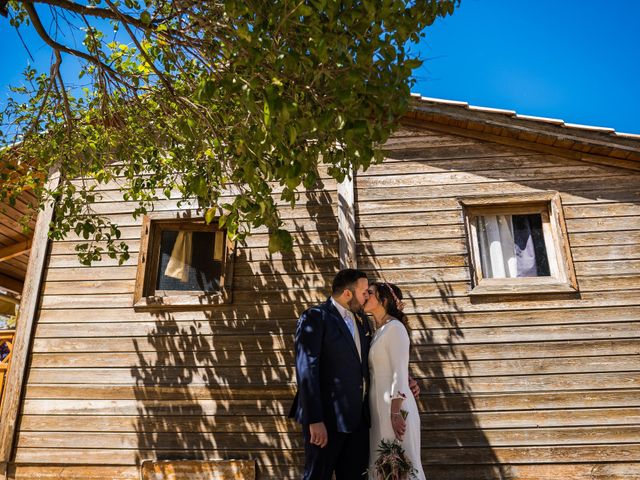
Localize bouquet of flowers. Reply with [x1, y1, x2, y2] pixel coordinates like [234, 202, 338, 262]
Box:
[372, 438, 417, 480]
[372, 392, 416, 480]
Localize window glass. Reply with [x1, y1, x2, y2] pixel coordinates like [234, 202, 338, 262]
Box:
[156, 230, 224, 292]
[476, 213, 550, 278]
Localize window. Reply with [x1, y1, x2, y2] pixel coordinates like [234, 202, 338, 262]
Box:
[460, 192, 578, 296]
[133, 215, 235, 310]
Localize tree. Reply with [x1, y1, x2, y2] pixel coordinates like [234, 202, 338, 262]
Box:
[0, 0, 458, 263]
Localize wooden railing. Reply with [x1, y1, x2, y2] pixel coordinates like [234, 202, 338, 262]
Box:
[0, 330, 15, 410]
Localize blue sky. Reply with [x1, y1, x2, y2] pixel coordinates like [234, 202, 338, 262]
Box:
[412, 0, 640, 133]
[1, 1, 639, 133]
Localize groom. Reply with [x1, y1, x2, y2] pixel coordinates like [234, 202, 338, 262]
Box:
[289, 268, 372, 479]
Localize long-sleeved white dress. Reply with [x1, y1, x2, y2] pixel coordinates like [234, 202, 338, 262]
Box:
[368, 319, 425, 480]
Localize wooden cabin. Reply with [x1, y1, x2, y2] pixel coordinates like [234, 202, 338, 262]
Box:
[0, 96, 639, 479]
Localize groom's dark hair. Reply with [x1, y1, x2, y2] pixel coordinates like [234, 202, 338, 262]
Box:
[332, 269, 368, 295]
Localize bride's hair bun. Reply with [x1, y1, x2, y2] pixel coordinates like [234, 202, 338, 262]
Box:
[384, 282, 404, 312]
[373, 282, 410, 338]
[373, 281, 407, 323]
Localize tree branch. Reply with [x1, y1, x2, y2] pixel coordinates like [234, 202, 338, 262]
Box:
[30, 0, 211, 49]
[23, 1, 129, 85]
[24, 52, 60, 138]
[103, 0, 176, 97]
[53, 50, 73, 131]
[31, 0, 150, 29]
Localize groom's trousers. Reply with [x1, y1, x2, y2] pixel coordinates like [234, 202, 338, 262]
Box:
[302, 421, 369, 480]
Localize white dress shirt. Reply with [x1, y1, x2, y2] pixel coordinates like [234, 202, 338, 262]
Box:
[331, 297, 362, 361]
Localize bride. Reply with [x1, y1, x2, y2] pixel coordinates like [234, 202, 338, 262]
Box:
[363, 282, 425, 480]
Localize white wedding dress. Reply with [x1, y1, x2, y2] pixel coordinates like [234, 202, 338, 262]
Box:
[368, 319, 425, 480]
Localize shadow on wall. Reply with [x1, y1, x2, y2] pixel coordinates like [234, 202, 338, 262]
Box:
[419, 279, 512, 480]
[359, 248, 513, 480]
[130, 184, 338, 479]
[358, 222, 512, 477]
[352, 123, 640, 479]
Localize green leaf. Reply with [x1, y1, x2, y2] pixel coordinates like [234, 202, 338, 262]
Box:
[404, 59, 422, 70]
[197, 78, 216, 102]
[263, 100, 271, 127]
[140, 11, 151, 25]
[268, 229, 293, 254]
[297, 5, 313, 16]
[205, 207, 216, 224]
[288, 126, 297, 145]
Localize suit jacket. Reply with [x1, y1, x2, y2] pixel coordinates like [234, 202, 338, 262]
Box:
[288, 298, 372, 433]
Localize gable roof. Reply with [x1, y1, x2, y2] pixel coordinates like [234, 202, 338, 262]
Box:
[407, 94, 640, 171]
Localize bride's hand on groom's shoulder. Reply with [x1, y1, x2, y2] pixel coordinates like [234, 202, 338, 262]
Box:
[408, 375, 420, 398]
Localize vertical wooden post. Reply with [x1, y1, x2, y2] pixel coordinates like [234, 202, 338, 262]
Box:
[337, 170, 357, 269]
[0, 167, 60, 469]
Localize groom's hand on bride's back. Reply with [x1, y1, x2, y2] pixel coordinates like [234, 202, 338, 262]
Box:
[408, 376, 420, 398]
[309, 422, 328, 448]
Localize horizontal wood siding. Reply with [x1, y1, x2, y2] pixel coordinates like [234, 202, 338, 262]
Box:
[355, 125, 640, 479]
[11, 180, 339, 479]
[9, 123, 640, 479]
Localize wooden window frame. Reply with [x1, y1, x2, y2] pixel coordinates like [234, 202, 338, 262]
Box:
[133, 214, 235, 311]
[460, 192, 578, 297]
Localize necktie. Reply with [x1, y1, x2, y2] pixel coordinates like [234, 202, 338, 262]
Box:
[344, 311, 355, 339]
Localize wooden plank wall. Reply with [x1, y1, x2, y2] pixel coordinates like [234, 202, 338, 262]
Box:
[7, 122, 640, 479]
[356, 123, 640, 479]
[9, 176, 340, 479]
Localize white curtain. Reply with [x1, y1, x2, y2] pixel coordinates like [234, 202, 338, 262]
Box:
[165, 231, 193, 281]
[213, 230, 225, 261]
[512, 215, 540, 277]
[477, 215, 517, 278]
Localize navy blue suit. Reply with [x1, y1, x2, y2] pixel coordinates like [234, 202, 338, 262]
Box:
[289, 298, 372, 479]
